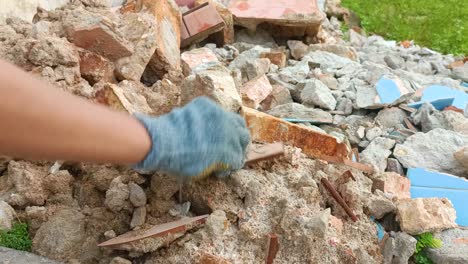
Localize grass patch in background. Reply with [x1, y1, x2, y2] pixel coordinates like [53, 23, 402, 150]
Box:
[341, 0, 468, 55]
[0, 223, 32, 251]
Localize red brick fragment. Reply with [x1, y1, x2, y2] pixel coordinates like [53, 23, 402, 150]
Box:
[78, 49, 115, 85]
[260, 51, 286, 68]
[183, 3, 224, 36]
[265, 233, 279, 264]
[243, 107, 349, 161]
[69, 25, 133, 61]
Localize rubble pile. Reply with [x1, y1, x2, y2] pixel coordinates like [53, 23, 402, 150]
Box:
[1, 0, 468, 263]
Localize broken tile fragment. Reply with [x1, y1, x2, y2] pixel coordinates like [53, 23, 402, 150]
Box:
[409, 85, 468, 113]
[375, 77, 412, 105]
[243, 107, 349, 161]
[396, 198, 457, 235]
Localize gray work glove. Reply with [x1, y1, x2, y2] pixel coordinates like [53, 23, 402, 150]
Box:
[133, 97, 250, 180]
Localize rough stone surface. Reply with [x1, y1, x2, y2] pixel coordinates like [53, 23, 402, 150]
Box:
[105, 176, 130, 212]
[115, 12, 159, 81]
[451, 63, 468, 82]
[360, 137, 396, 172]
[29, 37, 79, 67]
[309, 44, 358, 61]
[181, 47, 218, 76]
[181, 65, 242, 112]
[376, 107, 408, 130]
[386, 158, 405, 176]
[32, 209, 86, 262]
[240, 74, 273, 109]
[267, 103, 333, 122]
[260, 84, 293, 111]
[0, 201, 15, 231]
[366, 192, 396, 219]
[110, 257, 133, 264]
[0, 247, 60, 264]
[372, 172, 411, 200]
[427, 228, 468, 264]
[128, 182, 147, 207]
[0, 161, 49, 207]
[396, 198, 457, 235]
[300, 79, 337, 110]
[394, 128, 468, 176]
[288, 40, 309, 60]
[454, 146, 468, 171]
[140, 0, 182, 81]
[130, 206, 147, 229]
[382, 232, 417, 264]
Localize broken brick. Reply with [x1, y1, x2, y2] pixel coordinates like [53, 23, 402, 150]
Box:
[195, 0, 235, 45]
[68, 24, 133, 61]
[181, 2, 225, 47]
[228, 0, 324, 38]
[396, 198, 457, 235]
[243, 107, 349, 161]
[78, 49, 115, 85]
[184, 2, 224, 36]
[372, 172, 410, 200]
[240, 74, 273, 109]
[260, 51, 287, 68]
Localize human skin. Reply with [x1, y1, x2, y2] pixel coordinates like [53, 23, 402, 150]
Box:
[0, 59, 152, 165]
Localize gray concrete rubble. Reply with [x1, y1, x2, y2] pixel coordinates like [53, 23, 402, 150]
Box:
[0, 0, 467, 263]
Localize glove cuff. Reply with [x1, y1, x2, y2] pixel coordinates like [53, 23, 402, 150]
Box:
[132, 113, 160, 173]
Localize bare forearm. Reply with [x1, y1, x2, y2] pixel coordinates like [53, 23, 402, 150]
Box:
[0, 60, 151, 164]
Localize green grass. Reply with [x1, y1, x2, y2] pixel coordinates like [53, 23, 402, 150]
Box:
[412, 232, 443, 264]
[341, 0, 468, 55]
[0, 223, 32, 251]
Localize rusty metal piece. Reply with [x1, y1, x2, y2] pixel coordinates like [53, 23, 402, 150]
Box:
[321, 178, 358, 222]
[342, 170, 356, 181]
[243, 107, 350, 162]
[265, 233, 279, 264]
[403, 117, 418, 132]
[246, 142, 285, 165]
[98, 215, 208, 247]
[444, 105, 464, 114]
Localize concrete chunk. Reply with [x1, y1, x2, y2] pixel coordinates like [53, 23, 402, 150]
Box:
[396, 198, 457, 235]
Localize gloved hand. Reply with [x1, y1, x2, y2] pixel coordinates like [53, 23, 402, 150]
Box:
[133, 97, 250, 180]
